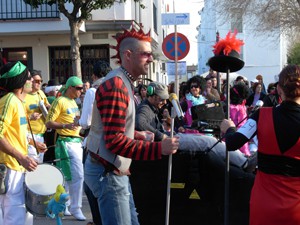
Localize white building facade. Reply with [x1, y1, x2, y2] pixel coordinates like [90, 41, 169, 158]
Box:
[0, 0, 167, 84]
[198, 0, 288, 86]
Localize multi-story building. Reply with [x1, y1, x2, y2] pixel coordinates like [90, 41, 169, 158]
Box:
[197, 0, 288, 86]
[0, 0, 167, 84]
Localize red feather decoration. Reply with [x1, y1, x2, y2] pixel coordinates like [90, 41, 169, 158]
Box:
[212, 30, 244, 56]
[111, 21, 151, 64]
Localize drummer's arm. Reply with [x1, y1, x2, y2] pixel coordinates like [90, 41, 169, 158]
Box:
[27, 138, 47, 153]
[0, 137, 37, 171]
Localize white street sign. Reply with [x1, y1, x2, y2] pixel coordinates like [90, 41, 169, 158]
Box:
[167, 61, 187, 75]
[161, 13, 190, 25]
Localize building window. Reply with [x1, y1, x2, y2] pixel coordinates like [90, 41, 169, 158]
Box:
[8, 51, 27, 61]
[240, 46, 244, 61]
[0, 0, 60, 20]
[153, 3, 158, 34]
[1, 47, 33, 69]
[231, 8, 243, 33]
[49, 45, 110, 83]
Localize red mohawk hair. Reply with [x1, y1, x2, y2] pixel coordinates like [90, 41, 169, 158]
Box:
[212, 30, 244, 56]
[111, 21, 152, 64]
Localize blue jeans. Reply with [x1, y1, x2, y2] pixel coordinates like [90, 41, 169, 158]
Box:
[84, 154, 139, 225]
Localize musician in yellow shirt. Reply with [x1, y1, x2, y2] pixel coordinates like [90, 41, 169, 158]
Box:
[0, 62, 47, 225]
[46, 76, 85, 221]
[25, 70, 50, 162]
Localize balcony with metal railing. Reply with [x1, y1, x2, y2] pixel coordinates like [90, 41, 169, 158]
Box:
[0, 0, 60, 20]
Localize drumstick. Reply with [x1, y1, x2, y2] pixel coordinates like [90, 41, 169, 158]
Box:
[42, 157, 70, 164]
[45, 145, 56, 149]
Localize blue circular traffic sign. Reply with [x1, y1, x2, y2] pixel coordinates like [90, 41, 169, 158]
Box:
[162, 32, 190, 60]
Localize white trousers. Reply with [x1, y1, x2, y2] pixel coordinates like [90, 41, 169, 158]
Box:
[64, 141, 84, 212]
[0, 169, 33, 225]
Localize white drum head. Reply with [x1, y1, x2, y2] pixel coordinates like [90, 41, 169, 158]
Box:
[25, 164, 64, 195]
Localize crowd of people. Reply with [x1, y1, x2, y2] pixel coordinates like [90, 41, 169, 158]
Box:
[0, 24, 298, 225]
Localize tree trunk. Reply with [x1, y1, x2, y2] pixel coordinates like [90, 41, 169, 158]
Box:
[69, 21, 82, 79]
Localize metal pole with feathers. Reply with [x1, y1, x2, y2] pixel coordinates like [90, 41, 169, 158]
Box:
[208, 30, 245, 225]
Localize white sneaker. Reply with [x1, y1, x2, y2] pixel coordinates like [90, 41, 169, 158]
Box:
[70, 209, 86, 221]
[64, 207, 71, 216]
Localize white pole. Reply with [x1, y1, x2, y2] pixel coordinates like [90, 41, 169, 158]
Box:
[165, 3, 178, 225]
[174, 26, 179, 96]
[224, 68, 231, 225]
[174, 0, 179, 96]
[165, 111, 175, 225]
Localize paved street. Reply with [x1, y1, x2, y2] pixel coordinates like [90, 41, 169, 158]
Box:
[33, 193, 93, 225]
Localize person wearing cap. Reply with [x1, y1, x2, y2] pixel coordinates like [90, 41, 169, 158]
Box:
[135, 81, 256, 172]
[46, 76, 86, 221]
[25, 69, 51, 163]
[84, 26, 179, 225]
[0, 62, 47, 225]
[44, 79, 62, 104]
[136, 81, 170, 141]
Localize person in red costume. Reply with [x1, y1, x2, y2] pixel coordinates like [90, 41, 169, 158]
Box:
[220, 64, 300, 225]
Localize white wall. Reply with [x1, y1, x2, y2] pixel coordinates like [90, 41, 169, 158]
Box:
[0, 1, 165, 83]
[198, 1, 217, 74]
[91, 1, 132, 20]
[198, 0, 288, 87]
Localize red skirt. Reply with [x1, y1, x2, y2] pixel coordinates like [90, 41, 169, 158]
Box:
[250, 171, 300, 225]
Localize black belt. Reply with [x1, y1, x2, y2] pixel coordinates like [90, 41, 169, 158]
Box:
[88, 151, 115, 172]
[258, 152, 300, 177]
[89, 151, 102, 163]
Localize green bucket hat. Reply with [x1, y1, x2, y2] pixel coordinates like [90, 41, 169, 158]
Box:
[65, 76, 83, 89]
[1, 61, 26, 78]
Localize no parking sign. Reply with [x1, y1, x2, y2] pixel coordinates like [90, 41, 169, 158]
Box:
[162, 32, 190, 61]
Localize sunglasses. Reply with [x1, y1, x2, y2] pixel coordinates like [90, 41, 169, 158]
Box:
[139, 51, 153, 58]
[130, 50, 153, 58]
[72, 86, 83, 90]
[190, 85, 199, 89]
[33, 79, 43, 84]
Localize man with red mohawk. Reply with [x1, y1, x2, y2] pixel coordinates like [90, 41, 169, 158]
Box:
[84, 24, 180, 225]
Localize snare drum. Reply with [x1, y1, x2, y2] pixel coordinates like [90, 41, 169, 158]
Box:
[25, 164, 64, 216]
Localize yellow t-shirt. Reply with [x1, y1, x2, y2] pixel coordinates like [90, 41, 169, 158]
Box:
[25, 90, 49, 134]
[46, 96, 81, 137]
[0, 93, 28, 171]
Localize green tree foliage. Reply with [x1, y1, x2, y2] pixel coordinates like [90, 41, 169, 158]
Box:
[288, 42, 300, 65]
